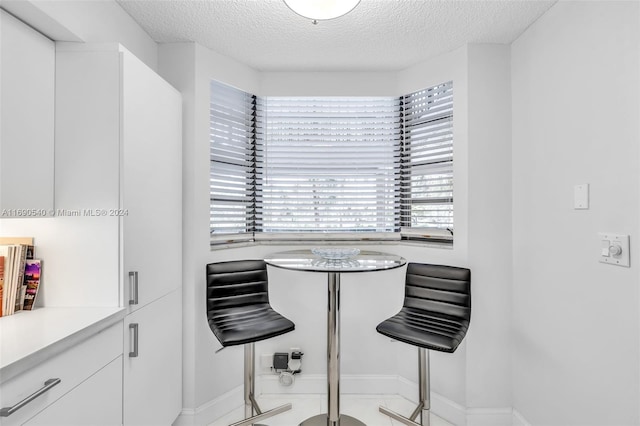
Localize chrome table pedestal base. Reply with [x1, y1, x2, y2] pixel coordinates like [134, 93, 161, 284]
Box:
[264, 251, 407, 426]
[299, 413, 366, 426]
[298, 272, 367, 426]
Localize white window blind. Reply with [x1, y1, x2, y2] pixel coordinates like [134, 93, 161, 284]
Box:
[255, 97, 402, 234]
[401, 81, 454, 233]
[209, 80, 454, 245]
[209, 81, 256, 242]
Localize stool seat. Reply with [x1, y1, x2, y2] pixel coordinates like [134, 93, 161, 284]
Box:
[376, 308, 469, 353]
[208, 304, 295, 347]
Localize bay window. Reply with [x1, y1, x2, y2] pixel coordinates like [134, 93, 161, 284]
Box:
[210, 80, 453, 245]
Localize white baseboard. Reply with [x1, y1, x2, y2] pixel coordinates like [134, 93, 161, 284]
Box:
[174, 374, 519, 426]
[173, 386, 243, 426]
[396, 375, 467, 426]
[172, 410, 195, 426]
[397, 375, 516, 426]
[466, 407, 514, 426]
[258, 373, 400, 395]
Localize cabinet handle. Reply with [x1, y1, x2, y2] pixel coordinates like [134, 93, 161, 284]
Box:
[129, 323, 139, 357]
[128, 271, 139, 305]
[0, 378, 61, 417]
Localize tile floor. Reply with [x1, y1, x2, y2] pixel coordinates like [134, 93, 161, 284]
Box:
[208, 394, 454, 426]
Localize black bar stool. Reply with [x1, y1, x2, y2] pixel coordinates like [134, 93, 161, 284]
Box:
[206, 260, 295, 426]
[376, 263, 471, 426]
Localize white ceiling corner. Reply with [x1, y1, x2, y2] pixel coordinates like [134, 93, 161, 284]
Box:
[116, 0, 557, 72]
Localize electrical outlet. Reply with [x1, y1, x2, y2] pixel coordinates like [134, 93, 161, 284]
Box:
[288, 347, 303, 372]
[273, 352, 289, 370]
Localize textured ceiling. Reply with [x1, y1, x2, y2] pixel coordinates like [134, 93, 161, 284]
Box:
[117, 0, 556, 72]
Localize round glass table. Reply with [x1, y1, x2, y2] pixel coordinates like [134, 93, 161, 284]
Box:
[264, 249, 406, 426]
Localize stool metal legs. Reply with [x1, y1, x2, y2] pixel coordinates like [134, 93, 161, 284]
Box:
[379, 348, 431, 426]
[244, 342, 259, 420]
[229, 343, 292, 426]
[418, 347, 430, 425]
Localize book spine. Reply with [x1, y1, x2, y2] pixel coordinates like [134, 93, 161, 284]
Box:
[5, 246, 15, 315]
[22, 259, 41, 311]
[13, 245, 28, 313]
[0, 256, 4, 317]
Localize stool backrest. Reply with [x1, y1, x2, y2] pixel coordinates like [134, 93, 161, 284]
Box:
[404, 263, 471, 322]
[206, 260, 270, 312]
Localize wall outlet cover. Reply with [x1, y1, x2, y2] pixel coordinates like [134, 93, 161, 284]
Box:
[273, 352, 289, 370]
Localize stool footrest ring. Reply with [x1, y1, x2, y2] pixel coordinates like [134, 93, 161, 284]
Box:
[249, 393, 262, 415]
[409, 401, 425, 421]
[229, 403, 291, 426]
[379, 406, 427, 426]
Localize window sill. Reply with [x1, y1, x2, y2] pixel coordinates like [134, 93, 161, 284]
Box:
[210, 238, 453, 251]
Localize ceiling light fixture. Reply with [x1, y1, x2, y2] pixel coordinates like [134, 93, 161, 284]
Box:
[283, 0, 360, 25]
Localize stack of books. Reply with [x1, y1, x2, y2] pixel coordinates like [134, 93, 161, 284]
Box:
[0, 237, 42, 317]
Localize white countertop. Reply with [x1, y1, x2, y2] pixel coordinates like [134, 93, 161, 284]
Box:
[0, 306, 127, 383]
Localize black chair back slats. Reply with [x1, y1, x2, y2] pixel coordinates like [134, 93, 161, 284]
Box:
[206, 260, 295, 347]
[376, 262, 471, 353]
[206, 261, 270, 310]
[404, 263, 471, 320]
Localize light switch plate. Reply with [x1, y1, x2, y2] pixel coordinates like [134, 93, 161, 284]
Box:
[574, 184, 589, 209]
[599, 233, 630, 267]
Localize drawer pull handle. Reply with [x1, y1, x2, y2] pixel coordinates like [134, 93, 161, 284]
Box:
[129, 271, 139, 305]
[129, 323, 139, 357]
[0, 378, 61, 417]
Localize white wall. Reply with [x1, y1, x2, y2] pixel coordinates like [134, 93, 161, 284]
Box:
[259, 71, 398, 96]
[159, 43, 261, 414]
[0, 0, 158, 70]
[465, 44, 513, 412]
[511, 1, 639, 424]
[159, 40, 519, 425]
[0, 9, 54, 214]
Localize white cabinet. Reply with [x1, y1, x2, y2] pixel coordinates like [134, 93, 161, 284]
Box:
[0, 10, 54, 216]
[119, 46, 182, 426]
[122, 50, 183, 311]
[55, 43, 183, 426]
[0, 323, 122, 426]
[24, 357, 123, 426]
[123, 289, 182, 426]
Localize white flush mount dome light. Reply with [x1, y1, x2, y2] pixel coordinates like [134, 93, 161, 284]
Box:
[284, 0, 361, 24]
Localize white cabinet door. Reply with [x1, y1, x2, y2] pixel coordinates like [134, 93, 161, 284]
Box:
[123, 289, 181, 426]
[53, 46, 122, 306]
[121, 50, 182, 312]
[0, 323, 123, 426]
[0, 10, 54, 215]
[24, 356, 123, 426]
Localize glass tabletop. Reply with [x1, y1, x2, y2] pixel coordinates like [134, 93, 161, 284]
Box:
[264, 249, 406, 273]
